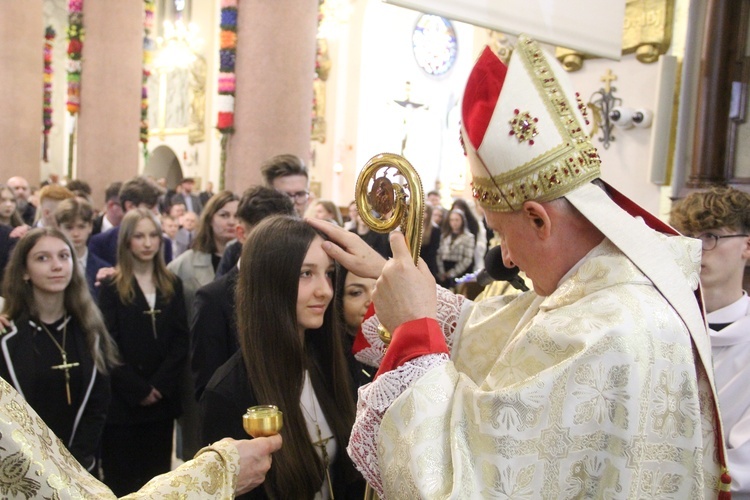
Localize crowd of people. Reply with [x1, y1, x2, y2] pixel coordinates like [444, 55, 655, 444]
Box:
[0, 33, 748, 499]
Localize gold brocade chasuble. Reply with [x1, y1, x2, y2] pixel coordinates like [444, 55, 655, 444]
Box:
[375, 238, 722, 499]
[0, 377, 240, 499]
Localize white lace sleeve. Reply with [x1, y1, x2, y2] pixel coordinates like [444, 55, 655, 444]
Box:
[346, 353, 450, 495]
[355, 286, 469, 367]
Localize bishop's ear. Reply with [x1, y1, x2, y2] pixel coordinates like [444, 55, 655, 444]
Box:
[522, 201, 551, 239]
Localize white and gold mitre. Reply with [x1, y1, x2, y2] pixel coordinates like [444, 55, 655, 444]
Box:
[461, 34, 601, 212]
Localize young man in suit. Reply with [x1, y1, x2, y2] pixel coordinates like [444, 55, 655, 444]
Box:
[171, 177, 203, 215]
[91, 181, 123, 236]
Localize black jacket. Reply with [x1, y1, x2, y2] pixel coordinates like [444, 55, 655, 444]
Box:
[190, 266, 239, 401]
[0, 314, 110, 471]
[98, 276, 188, 424]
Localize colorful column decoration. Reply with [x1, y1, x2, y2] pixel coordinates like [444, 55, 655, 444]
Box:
[43, 26, 56, 163]
[141, 0, 155, 162]
[66, 0, 84, 177]
[216, 0, 238, 190]
[66, 0, 83, 115]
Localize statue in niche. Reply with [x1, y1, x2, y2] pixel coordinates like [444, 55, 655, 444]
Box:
[188, 53, 206, 144]
[311, 38, 331, 143]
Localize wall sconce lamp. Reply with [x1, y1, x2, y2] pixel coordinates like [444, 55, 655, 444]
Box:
[589, 69, 653, 149]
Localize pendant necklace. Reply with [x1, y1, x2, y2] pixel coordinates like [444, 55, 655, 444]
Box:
[39, 316, 79, 405]
[300, 376, 334, 499]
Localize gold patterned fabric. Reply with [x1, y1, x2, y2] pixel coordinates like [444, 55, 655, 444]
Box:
[369, 238, 722, 498]
[0, 377, 239, 499]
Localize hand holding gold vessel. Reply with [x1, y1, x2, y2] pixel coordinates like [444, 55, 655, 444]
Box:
[243, 405, 283, 438]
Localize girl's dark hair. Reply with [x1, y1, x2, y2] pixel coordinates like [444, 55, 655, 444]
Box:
[192, 190, 238, 254]
[1, 228, 119, 373]
[114, 208, 175, 303]
[237, 215, 355, 498]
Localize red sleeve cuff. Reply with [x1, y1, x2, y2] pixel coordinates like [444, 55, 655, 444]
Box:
[352, 302, 376, 355]
[376, 318, 448, 377]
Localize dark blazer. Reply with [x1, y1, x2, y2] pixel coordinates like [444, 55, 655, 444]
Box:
[0, 314, 110, 471]
[0, 224, 16, 285]
[84, 250, 110, 300]
[199, 190, 213, 206]
[89, 226, 173, 267]
[420, 223, 441, 279]
[98, 277, 188, 425]
[200, 352, 365, 500]
[91, 214, 105, 236]
[191, 267, 238, 400]
[171, 193, 203, 215]
[214, 240, 241, 279]
[20, 203, 36, 226]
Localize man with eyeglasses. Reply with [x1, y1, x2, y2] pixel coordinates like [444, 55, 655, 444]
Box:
[671, 186, 750, 496]
[260, 154, 310, 216]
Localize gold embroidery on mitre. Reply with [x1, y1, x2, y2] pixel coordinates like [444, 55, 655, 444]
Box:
[472, 142, 600, 211]
[509, 110, 539, 144]
[474, 35, 601, 212]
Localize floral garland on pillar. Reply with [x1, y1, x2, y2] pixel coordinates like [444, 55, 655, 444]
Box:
[43, 26, 55, 162]
[216, 0, 237, 190]
[66, 0, 84, 177]
[66, 0, 83, 115]
[141, 0, 155, 161]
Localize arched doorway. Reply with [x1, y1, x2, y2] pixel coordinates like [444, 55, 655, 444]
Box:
[143, 145, 184, 188]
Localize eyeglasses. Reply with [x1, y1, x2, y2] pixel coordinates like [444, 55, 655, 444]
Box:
[694, 232, 749, 251]
[282, 190, 310, 203]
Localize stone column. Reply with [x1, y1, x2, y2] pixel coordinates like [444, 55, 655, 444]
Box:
[225, 0, 318, 191]
[76, 0, 143, 199]
[0, 0, 43, 185]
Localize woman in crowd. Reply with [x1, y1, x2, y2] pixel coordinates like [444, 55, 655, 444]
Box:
[0, 227, 118, 471]
[311, 199, 343, 226]
[334, 264, 375, 389]
[98, 208, 188, 496]
[437, 208, 476, 288]
[167, 190, 239, 317]
[0, 184, 24, 228]
[449, 197, 486, 272]
[200, 215, 364, 499]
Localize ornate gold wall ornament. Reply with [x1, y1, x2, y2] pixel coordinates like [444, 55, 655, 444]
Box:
[311, 39, 332, 144]
[555, 0, 675, 71]
[188, 54, 207, 145]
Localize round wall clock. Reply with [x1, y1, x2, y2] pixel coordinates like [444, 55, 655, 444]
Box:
[412, 14, 457, 77]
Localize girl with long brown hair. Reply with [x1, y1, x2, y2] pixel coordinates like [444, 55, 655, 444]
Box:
[199, 215, 364, 499]
[0, 227, 118, 472]
[98, 208, 188, 496]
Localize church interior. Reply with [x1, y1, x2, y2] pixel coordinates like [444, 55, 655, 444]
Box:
[1, 0, 749, 220]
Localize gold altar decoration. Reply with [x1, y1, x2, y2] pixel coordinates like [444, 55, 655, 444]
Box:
[556, 0, 675, 71]
[311, 38, 332, 143]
